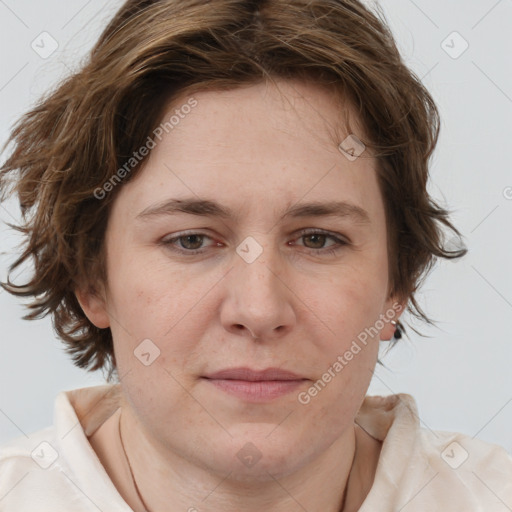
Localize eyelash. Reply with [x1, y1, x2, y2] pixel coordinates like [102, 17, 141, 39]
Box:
[160, 229, 349, 257]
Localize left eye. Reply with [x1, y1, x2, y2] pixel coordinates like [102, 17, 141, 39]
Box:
[161, 229, 348, 255]
[172, 234, 210, 251]
[292, 231, 343, 250]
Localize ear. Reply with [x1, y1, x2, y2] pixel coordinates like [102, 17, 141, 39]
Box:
[379, 298, 405, 341]
[75, 285, 111, 329]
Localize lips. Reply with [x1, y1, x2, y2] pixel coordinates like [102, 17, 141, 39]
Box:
[201, 367, 308, 402]
[202, 367, 305, 381]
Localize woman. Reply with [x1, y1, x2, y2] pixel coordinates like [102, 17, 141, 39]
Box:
[0, 0, 510, 510]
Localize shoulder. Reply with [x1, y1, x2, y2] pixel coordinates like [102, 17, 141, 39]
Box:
[411, 427, 512, 511]
[0, 426, 56, 471]
[419, 426, 512, 497]
[359, 393, 512, 511]
[0, 426, 82, 511]
[0, 385, 129, 511]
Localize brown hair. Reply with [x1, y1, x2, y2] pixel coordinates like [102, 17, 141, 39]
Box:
[0, 0, 466, 381]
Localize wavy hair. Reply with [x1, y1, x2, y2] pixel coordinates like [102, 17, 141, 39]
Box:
[0, 0, 466, 380]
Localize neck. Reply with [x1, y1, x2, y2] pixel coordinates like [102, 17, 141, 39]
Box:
[119, 407, 359, 512]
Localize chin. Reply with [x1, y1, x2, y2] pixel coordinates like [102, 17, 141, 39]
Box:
[200, 433, 316, 483]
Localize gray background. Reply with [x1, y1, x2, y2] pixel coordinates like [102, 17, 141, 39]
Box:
[0, 0, 511, 453]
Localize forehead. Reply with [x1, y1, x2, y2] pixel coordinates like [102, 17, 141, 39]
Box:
[115, 79, 384, 224]
[165, 78, 364, 155]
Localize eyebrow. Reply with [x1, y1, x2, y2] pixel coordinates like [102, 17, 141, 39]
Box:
[136, 198, 371, 224]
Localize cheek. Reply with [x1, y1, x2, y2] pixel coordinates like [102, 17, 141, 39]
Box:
[104, 249, 222, 378]
[309, 258, 389, 341]
[105, 241, 202, 328]
[120, 364, 204, 444]
[297, 268, 388, 398]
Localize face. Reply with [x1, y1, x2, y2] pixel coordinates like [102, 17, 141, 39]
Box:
[81, 79, 401, 480]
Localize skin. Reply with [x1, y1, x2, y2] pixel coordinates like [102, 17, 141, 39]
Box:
[78, 79, 403, 512]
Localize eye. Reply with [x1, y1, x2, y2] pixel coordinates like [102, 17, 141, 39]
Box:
[290, 228, 349, 255]
[160, 232, 220, 255]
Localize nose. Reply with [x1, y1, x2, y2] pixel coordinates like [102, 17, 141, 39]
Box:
[219, 242, 296, 341]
